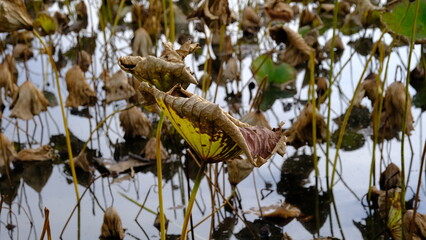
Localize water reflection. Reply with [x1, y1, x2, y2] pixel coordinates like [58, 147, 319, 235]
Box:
[277, 152, 331, 235]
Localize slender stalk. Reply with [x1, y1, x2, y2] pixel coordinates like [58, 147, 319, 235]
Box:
[169, 0, 175, 43]
[33, 30, 80, 200]
[330, 32, 386, 188]
[110, 0, 126, 38]
[181, 162, 206, 240]
[325, 0, 339, 187]
[400, 0, 421, 213]
[409, 141, 426, 238]
[309, 50, 319, 177]
[155, 113, 166, 240]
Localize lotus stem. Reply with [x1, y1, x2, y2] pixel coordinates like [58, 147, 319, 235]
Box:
[110, 0, 126, 38]
[330, 32, 386, 189]
[325, 0, 339, 188]
[181, 162, 206, 240]
[169, 0, 175, 43]
[156, 112, 166, 240]
[33, 30, 80, 200]
[409, 141, 426, 237]
[400, 0, 421, 213]
[309, 50, 319, 177]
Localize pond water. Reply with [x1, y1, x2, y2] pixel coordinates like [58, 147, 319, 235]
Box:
[1, 0, 426, 239]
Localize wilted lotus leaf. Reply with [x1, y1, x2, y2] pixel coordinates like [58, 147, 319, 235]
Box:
[379, 163, 401, 190]
[402, 210, 426, 240]
[222, 57, 239, 83]
[67, 151, 92, 172]
[13, 43, 34, 61]
[94, 157, 152, 175]
[269, 25, 314, 66]
[100, 207, 125, 240]
[380, 81, 414, 140]
[154, 212, 169, 231]
[378, 187, 401, 220]
[132, 28, 152, 57]
[54, 11, 69, 33]
[17, 145, 54, 161]
[226, 157, 253, 186]
[34, 11, 57, 35]
[285, 103, 327, 148]
[187, 0, 235, 29]
[103, 70, 135, 104]
[22, 161, 53, 192]
[10, 81, 49, 120]
[0, 0, 33, 32]
[65, 0, 88, 33]
[300, 9, 323, 28]
[341, 0, 382, 35]
[76, 50, 92, 72]
[0, 56, 18, 97]
[6, 30, 34, 44]
[361, 75, 382, 106]
[241, 7, 261, 36]
[140, 82, 286, 167]
[0, 133, 17, 167]
[65, 65, 97, 108]
[119, 41, 199, 91]
[264, 0, 294, 22]
[240, 110, 271, 129]
[316, 77, 328, 104]
[143, 137, 169, 160]
[250, 202, 301, 226]
[119, 105, 151, 139]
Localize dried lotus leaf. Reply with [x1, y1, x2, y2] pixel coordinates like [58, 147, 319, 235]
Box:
[100, 207, 125, 240]
[242, 7, 260, 34]
[226, 157, 253, 186]
[17, 145, 54, 161]
[143, 137, 169, 160]
[0, 58, 18, 97]
[0, 0, 33, 32]
[240, 110, 271, 129]
[10, 81, 49, 120]
[222, 57, 239, 82]
[403, 210, 426, 240]
[187, 0, 235, 29]
[65, 65, 97, 108]
[269, 25, 313, 66]
[381, 81, 414, 140]
[66, 151, 92, 172]
[132, 27, 153, 57]
[379, 163, 401, 190]
[76, 50, 92, 72]
[140, 82, 286, 167]
[12, 43, 34, 61]
[0, 132, 17, 167]
[119, 41, 198, 91]
[265, 0, 294, 22]
[104, 70, 136, 104]
[285, 103, 327, 148]
[119, 105, 151, 139]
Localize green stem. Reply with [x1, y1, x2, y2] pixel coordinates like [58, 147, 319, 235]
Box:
[33, 30, 80, 200]
[156, 113, 166, 239]
[309, 50, 319, 177]
[181, 162, 206, 240]
[169, 0, 175, 43]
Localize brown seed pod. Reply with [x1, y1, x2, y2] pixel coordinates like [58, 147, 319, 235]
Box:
[10, 81, 49, 120]
[65, 65, 97, 108]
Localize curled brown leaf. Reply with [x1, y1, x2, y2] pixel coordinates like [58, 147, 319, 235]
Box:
[103, 70, 136, 104]
[17, 145, 54, 161]
[0, 133, 18, 167]
[119, 105, 151, 139]
[65, 65, 97, 108]
[265, 0, 294, 22]
[0, 0, 33, 32]
[100, 207, 125, 240]
[10, 81, 49, 120]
